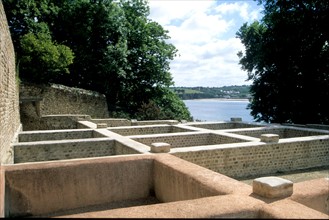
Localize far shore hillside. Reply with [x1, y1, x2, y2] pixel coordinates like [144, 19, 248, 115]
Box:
[171, 85, 251, 100]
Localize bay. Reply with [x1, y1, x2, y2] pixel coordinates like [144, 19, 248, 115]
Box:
[183, 99, 254, 122]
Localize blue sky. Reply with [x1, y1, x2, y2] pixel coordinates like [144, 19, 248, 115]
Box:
[148, 0, 264, 87]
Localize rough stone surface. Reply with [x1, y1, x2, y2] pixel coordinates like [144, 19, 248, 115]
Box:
[253, 176, 293, 198]
[0, 1, 20, 165]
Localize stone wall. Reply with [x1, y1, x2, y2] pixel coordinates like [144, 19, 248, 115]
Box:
[171, 136, 329, 179]
[13, 138, 116, 163]
[20, 83, 109, 130]
[0, 2, 21, 164]
[131, 132, 248, 148]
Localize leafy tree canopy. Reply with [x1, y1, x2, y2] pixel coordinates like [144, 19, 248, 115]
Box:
[3, 0, 192, 121]
[236, 0, 329, 124]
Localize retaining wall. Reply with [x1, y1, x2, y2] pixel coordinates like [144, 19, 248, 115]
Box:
[0, 2, 21, 164]
[20, 83, 109, 130]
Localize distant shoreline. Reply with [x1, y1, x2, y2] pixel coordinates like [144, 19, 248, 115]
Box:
[184, 98, 250, 101]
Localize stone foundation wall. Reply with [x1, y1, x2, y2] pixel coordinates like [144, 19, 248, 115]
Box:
[0, 2, 21, 164]
[13, 138, 116, 163]
[109, 125, 192, 136]
[131, 132, 248, 148]
[172, 136, 329, 179]
[230, 127, 327, 139]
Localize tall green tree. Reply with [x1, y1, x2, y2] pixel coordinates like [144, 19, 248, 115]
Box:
[237, 0, 329, 124]
[4, 0, 192, 121]
[51, 0, 128, 104]
[3, 0, 74, 83]
[117, 0, 180, 116]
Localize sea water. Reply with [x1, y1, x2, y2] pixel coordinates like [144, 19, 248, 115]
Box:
[183, 99, 254, 122]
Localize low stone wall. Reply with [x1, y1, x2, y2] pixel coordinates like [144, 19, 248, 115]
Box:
[291, 178, 329, 215]
[171, 136, 329, 179]
[109, 125, 193, 136]
[2, 155, 154, 217]
[131, 120, 179, 126]
[131, 132, 248, 148]
[18, 129, 105, 142]
[13, 138, 116, 163]
[229, 127, 328, 139]
[1, 154, 253, 218]
[21, 114, 91, 131]
[187, 122, 265, 130]
[90, 119, 131, 127]
[3, 154, 327, 218]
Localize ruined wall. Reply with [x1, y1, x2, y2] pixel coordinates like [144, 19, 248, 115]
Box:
[20, 83, 110, 130]
[0, 2, 21, 164]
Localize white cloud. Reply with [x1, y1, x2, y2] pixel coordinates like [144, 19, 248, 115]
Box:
[148, 0, 263, 87]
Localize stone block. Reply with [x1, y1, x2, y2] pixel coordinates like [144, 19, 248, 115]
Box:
[253, 176, 293, 199]
[151, 142, 171, 153]
[260, 134, 279, 143]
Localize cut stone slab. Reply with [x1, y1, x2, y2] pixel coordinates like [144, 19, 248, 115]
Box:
[151, 142, 171, 153]
[260, 134, 279, 143]
[253, 176, 293, 199]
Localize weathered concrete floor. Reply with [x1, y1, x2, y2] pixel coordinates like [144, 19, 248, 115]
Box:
[38, 196, 160, 218]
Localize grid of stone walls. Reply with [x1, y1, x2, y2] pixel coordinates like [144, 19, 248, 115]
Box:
[109, 125, 191, 136]
[230, 127, 328, 139]
[13, 139, 116, 163]
[0, 3, 20, 164]
[131, 133, 248, 148]
[172, 137, 329, 179]
[189, 122, 264, 130]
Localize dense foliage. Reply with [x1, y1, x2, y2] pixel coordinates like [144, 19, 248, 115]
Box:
[3, 0, 192, 121]
[236, 0, 329, 124]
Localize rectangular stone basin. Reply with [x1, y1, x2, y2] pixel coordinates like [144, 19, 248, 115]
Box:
[108, 125, 194, 136]
[13, 138, 140, 163]
[131, 132, 249, 148]
[0, 154, 251, 218]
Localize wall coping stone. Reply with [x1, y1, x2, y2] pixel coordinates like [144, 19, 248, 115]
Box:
[260, 134, 279, 143]
[253, 176, 293, 199]
[151, 142, 171, 153]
